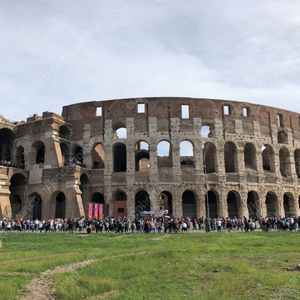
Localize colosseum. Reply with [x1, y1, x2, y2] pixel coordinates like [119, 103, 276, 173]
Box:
[1, 97, 300, 221]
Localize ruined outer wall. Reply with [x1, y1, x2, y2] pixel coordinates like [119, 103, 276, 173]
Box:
[61, 97, 300, 219]
[2, 97, 300, 220]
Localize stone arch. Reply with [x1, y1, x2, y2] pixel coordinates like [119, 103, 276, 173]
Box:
[205, 190, 219, 218]
[135, 190, 150, 216]
[32, 140, 45, 164]
[279, 147, 291, 177]
[244, 143, 257, 170]
[227, 191, 242, 218]
[59, 125, 71, 140]
[51, 191, 66, 219]
[262, 144, 275, 172]
[182, 190, 197, 219]
[92, 143, 105, 169]
[29, 193, 43, 220]
[0, 128, 15, 161]
[283, 193, 297, 217]
[135, 141, 150, 171]
[10, 194, 21, 218]
[73, 145, 83, 164]
[91, 192, 104, 203]
[113, 191, 127, 217]
[265, 192, 279, 217]
[60, 143, 69, 164]
[114, 127, 127, 139]
[10, 173, 27, 187]
[247, 191, 259, 219]
[89, 192, 108, 218]
[294, 149, 300, 178]
[203, 142, 216, 173]
[157, 140, 172, 168]
[278, 131, 288, 144]
[9, 173, 27, 218]
[113, 142, 127, 172]
[180, 140, 194, 166]
[201, 124, 215, 138]
[159, 191, 173, 215]
[224, 142, 238, 173]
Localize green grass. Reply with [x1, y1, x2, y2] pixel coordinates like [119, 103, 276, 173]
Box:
[0, 232, 300, 299]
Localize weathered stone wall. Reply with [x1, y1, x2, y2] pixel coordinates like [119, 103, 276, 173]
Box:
[1, 97, 300, 220]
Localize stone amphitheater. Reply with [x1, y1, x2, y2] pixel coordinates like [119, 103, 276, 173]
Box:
[0, 97, 300, 220]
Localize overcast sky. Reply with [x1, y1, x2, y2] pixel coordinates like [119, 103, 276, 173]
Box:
[1, 0, 300, 122]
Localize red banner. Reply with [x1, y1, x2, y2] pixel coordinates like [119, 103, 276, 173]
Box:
[99, 204, 103, 219]
[88, 203, 93, 219]
[94, 204, 99, 219]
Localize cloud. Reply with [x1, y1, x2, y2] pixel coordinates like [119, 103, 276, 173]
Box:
[1, 0, 300, 121]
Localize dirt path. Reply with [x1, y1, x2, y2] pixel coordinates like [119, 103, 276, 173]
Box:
[19, 251, 148, 300]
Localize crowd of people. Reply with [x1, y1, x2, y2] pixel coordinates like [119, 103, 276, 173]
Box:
[0, 160, 25, 169]
[63, 158, 86, 168]
[0, 215, 300, 234]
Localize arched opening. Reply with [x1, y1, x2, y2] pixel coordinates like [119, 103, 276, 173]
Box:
[113, 143, 127, 172]
[157, 140, 172, 168]
[10, 194, 21, 218]
[15, 146, 25, 168]
[114, 127, 127, 139]
[262, 145, 275, 172]
[74, 146, 83, 164]
[88, 192, 107, 219]
[10, 173, 26, 187]
[265, 192, 279, 217]
[180, 140, 194, 166]
[227, 191, 241, 218]
[55, 192, 66, 219]
[32, 194, 42, 220]
[283, 193, 296, 217]
[135, 141, 150, 171]
[203, 142, 216, 173]
[182, 190, 196, 219]
[247, 191, 259, 219]
[224, 142, 238, 173]
[244, 143, 257, 170]
[160, 191, 173, 215]
[92, 143, 105, 169]
[278, 131, 288, 144]
[32, 141, 45, 164]
[294, 149, 300, 178]
[113, 191, 127, 217]
[60, 143, 69, 164]
[59, 125, 71, 140]
[9, 173, 26, 218]
[201, 125, 213, 138]
[279, 147, 291, 177]
[135, 191, 150, 216]
[0, 128, 14, 162]
[206, 190, 218, 218]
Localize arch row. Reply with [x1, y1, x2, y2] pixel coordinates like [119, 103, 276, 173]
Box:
[8, 184, 300, 220]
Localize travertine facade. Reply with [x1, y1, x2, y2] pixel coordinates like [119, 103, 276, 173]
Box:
[1, 97, 300, 220]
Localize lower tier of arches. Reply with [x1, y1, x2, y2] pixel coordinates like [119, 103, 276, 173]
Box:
[4, 184, 300, 221]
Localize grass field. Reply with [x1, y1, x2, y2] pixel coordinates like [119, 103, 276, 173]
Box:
[0, 231, 300, 300]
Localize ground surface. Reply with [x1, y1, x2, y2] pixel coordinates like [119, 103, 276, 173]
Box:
[0, 231, 299, 300]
